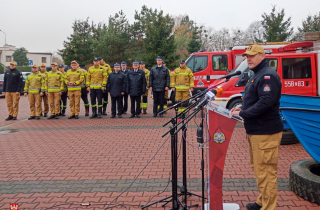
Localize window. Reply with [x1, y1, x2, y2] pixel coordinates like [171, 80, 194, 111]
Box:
[266, 58, 278, 71]
[42, 57, 47, 63]
[282, 57, 312, 79]
[186, 56, 208, 73]
[212, 55, 228, 71]
[6, 56, 12, 62]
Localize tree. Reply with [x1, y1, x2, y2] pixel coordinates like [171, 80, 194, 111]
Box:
[134, 6, 180, 70]
[245, 21, 265, 43]
[173, 15, 193, 59]
[92, 11, 131, 65]
[298, 13, 320, 33]
[187, 23, 202, 54]
[231, 28, 246, 46]
[12, 47, 29, 66]
[59, 17, 94, 65]
[261, 6, 294, 42]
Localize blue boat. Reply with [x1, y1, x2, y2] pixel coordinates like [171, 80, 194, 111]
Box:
[280, 107, 320, 163]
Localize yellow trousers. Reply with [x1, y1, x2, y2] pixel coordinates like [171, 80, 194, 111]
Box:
[41, 95, 49, 114]
[247, 132, 283, 210]
[5, 92, 20, 117]
[48, 92, 61, 115]
[175, 90, 190, 113]
[28, 93, 42, 116]
[68, 90, 81, 116]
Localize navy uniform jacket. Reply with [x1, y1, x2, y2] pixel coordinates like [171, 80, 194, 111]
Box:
[127, 69, 146, 96]
[3, 68, 23, 92]
[149, 65, 170, 91]
[107, 71, 127, 97]
[239, 59, 283, 135]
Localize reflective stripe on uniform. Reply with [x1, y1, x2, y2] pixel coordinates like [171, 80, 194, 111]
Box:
[68, 85, 81, 90]
[175, 85, 190, 90]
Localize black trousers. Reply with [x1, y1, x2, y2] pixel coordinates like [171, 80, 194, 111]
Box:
[90, 89, 103, 108]
[81, 88, 89, 106]
[153, 91, 165, 114]
[102, 90, 108, 106]
[111, 96, 123, 116]
[130, 95, 141, 115]
[60, 91, 67, 108]
[122, 93, 128, 113]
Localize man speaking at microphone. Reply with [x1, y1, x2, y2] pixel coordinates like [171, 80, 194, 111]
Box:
[230, 45, 283, 210]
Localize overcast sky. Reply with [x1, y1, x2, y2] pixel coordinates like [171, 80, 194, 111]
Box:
[1, 0, 319, 53]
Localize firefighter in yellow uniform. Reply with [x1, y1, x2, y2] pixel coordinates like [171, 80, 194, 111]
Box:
[75, 60, 90, 116]
[171, 60, 194, 113]
[58, 64, 68, 116]
[39, 63, 49, 117]
[140, 61, 150, 114]
[24, 65, 46, 120]
[87, 57, 108, 118]
[45, 62, 64, 119]
[99, 57, 112, 115]
[65, 60, 84, 119]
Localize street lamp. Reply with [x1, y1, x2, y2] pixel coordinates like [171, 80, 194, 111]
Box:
[0, 29, 7, 69]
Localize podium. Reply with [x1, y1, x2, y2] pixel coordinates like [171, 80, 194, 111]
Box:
[205, 101, 243, 210]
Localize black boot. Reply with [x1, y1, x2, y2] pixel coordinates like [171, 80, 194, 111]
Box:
[85, 106, 89, 116]
[5, 115, 13, 121]
[102, 104, 107, 115]
[28, 116, 35, 120]
[61, 108, 66, 116]
[44, 113, 48, 117]
[246, 203, 262, 210]
[68, 115, 75, 119]
[59, 107, 62, 116]
[48, 115, 55, 119]
[90, 107, 97, 119]
[98, 107, 102, 118]
[75, 115, 79, 119]
[55, 114, 59, 119]
[143, 109, 147, 114]
[36, 116, 40, 120]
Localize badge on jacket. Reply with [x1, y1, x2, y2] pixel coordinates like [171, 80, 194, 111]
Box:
[264, 84, 270, 92]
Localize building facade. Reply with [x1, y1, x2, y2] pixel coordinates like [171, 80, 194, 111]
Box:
[0, 44, 52, 67]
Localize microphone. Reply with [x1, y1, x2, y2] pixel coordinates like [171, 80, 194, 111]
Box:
[196, 88, 224, 109]
[218, 71, 241, 80]
[211, 87, 223, 97]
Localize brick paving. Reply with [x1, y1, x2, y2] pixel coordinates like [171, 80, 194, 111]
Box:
[0, 96, 319, 209]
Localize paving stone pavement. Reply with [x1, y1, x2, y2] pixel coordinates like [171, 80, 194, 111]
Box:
[0, 96, 318, 210]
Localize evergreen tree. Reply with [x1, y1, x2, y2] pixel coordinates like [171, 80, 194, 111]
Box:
[58, 17, 94, 65]
[12, 47, 29, 66]
[298, 13, 320, 32]
[261, 6, 294, 42]
[134, 6, 180, 70]
[187, 23, 202, 54]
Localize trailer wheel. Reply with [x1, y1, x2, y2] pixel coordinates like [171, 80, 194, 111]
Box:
[290, 159, 320, 204]
[281, 130, 299, 145]
[227, 98, 242, 109]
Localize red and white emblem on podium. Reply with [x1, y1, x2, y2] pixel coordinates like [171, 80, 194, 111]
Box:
[10, 204, 18, 210]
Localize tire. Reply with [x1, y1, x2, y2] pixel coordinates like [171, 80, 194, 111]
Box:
[281, 129, 299, 145]
[289, 159, 320, 204]
[170, 91, 176, 105]
[227, 98, 242, 109]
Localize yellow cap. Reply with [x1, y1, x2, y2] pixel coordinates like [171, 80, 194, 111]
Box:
[71, 60, 77, 64]
[10, 61, 17, 65]
[242, 45, 265, 57]
[51, 62, 58, 66]
[32, 64, 38, 68]
[40, 63, 46, 67]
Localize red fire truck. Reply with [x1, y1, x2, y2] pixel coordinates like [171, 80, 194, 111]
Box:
[212, 41, 318, 109]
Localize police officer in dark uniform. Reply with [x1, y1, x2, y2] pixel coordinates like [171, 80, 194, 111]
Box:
[3, 61, 23, 121]
[127, 60, 146, 118]
[230, 45, 283, 210]
[120, 61, 130, 114]
[149, 56, 170, 117]
[107, 63, 127, 118]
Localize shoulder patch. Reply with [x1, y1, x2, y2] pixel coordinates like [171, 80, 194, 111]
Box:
[264, 84, 271, 92]
[264, 76, 270, 80]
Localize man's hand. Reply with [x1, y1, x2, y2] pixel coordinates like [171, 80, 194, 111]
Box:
[149, 87, 152, 91]
[40, 92, 44, 97]
[16, 92, 19, 95]
[165, 87, 169, 91]
[172, 88, 175, 92]
[87, 87, 90, 92]
[2, 92, 5, 95]
[190, 88, 194, 92]
[68, 82, 74, 86]
[121, 92, 125, 95]
[24, 93, 27, 97]
[101, 87, 105, 91]
[230, 107, 242, 117]
[59, 92, 62, 96]
[45, 92, 48, 96]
